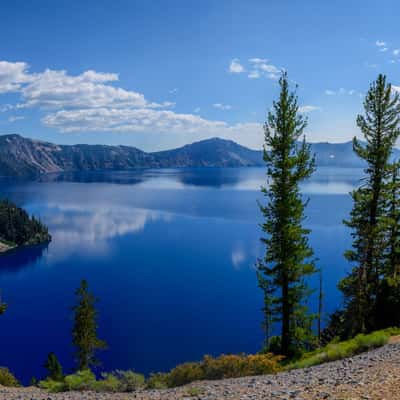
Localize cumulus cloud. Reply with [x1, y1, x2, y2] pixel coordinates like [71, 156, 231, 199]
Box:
[20, 69, 148, 109]
[394, 49, 400, 56]
[42, 107, 260, 136]
[228, 58, 245, 73]
[0, 59, 264, 147]
[376, 40, 387, 47]
[324, 88, 358, 96]
[213, 103, 232, 110]
[0, 61, 31, 93]
[247, 58, 280, 80]
[299, 105, 321, 113]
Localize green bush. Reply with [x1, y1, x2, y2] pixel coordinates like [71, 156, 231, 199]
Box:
[166, 353, 283, 387]
[93, 373, 121, 392]
[112, 370, 145, 391]
[288, 329, 392, 370]
[39, 378, 66, 393]
[64, 370, 96, 391]
[167, 362, 204, 387]
[0, 367, 19, 387]
[146, 372, 169, 389]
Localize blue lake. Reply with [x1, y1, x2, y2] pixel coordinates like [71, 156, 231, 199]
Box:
[0, 167, 361, 383]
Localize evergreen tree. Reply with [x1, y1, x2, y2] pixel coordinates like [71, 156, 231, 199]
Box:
[378, 162, 400, 327]
[257, 72, 317, 358]
[339, 74, 400, 334]
[0, 290, 6, 315]
[72, 280, 107, 370]
[43, 352, 63, 381]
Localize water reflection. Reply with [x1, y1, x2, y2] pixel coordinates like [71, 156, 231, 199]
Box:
[42, 204, 172, 261]
[0, 244, 48, 275]
[0, 167, 356, 383]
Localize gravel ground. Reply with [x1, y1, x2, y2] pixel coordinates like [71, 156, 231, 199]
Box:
[2, 342, 400, 400]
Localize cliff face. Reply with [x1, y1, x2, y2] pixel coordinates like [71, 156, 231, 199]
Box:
[1, 134, 399, 177]
[0, 135, 264, 176]
[0, 134, 155, 176]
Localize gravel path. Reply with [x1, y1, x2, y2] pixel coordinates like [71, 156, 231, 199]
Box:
[2, 343, 400, 400]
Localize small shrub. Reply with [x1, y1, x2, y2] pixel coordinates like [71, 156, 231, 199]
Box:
[39, 378, 66, 393]
[93, 373, 121, 392]
[64, 370, 96, 391]
[146, 372, 169, 389]
[166, 353, 283, 387]
[288, 329, 392, 370]
[167, 362, 204, 387]
[186, 386, 203, 396]
[29, 376, 38, 387]
[43, 352, 63, 381]
[0, 367, 19, 387]
[113, 370, 145, 392]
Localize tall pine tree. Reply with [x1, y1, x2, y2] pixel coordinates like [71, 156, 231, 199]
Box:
[339, 74, 400, 335]
[0, 290, 6, 315]
[257, 72, 317, 358]
[72, 280, 107, 370]
[378, 162, 400, 327]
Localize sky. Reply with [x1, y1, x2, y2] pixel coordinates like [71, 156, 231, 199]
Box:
[1, 0, 400, 151]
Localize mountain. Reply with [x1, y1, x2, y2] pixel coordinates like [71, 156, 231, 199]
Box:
[0, 134, 154, 176]
[0, 134, 399, 177]
[153, 138, 262, 167]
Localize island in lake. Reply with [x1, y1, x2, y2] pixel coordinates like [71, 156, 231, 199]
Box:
[0, 200, 51, 253]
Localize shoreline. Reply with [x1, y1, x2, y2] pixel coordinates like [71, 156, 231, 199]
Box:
[1, 342, 400, 399]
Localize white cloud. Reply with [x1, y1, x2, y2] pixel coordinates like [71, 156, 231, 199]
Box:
[380, 47, 388, 52]
[8, 115, 25, 122]
[20, 68, 148, 109]
[394, 49, 400, 56]
[247, 58, 280, 80]
[228, 58, 245, 73]
[248, 70, 261, 79]
[169, 88, 178, 94]
[0, 59, 265, 148]
[376, 40, 387, 47]
[213, 103, 232, 110]
[299, 105, 321, 113]
[324, 88, 358, 96]
[42, 107, 260, 136]
[0, 61, 31, 93]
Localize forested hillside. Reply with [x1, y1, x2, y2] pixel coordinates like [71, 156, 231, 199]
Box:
[0, 200, 51, 251]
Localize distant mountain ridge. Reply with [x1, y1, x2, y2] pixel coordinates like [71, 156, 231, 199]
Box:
[0, 134, 399, 177]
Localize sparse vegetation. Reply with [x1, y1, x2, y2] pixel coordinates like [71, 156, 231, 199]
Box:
[287, 328, 400, 370]
[0, 367, 20, 387]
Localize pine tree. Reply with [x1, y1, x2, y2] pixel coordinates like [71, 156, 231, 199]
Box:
[339, 74, 400, 334]
[378, 162, 400, 327]
[72, 280, 107, 370]
[0, 290, 6, 315]
[44, 352, 63, 381]
[257, 72, 317, 358]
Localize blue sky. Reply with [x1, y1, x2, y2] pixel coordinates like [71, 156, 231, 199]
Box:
[1, 0, 400, 151]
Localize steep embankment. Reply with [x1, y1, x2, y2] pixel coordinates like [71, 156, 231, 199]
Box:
[2, 134, 398, 178]
[0, 200, 51, 253]
[1, 341, 400, 399]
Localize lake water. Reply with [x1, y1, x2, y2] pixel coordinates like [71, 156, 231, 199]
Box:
[0, 167, 361, 383]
